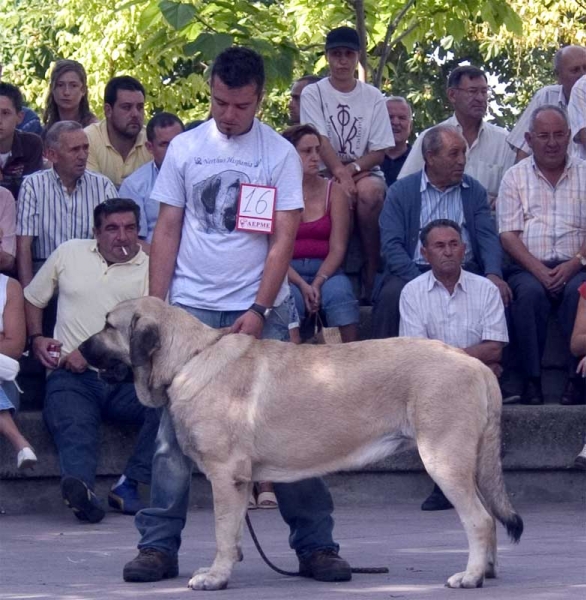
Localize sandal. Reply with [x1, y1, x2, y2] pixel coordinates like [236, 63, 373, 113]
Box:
[256, 491, 278, 509]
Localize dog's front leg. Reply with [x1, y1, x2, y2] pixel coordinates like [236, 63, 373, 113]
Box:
[187, 473, 251, 591]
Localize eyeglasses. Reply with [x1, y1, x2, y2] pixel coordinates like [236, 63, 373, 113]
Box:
[453, 87, 492, 99]
[533, 132, 569, 142]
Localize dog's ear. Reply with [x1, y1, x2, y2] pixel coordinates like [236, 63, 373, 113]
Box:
[129, 313, 161, 367]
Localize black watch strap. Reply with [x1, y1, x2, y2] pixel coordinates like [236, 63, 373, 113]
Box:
[249, 303, 272, 321]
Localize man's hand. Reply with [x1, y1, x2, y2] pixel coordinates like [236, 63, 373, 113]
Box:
[230, 311, 264, 339]
[549, 259, 581, 293]
[32, 336, 62, 369]
[300, 281, 320, 314]
[333, 167, 357, 205]
[577, 356, 586, 378]
[529, 262, 556, 292]
[61, 349, 88, 373]
[486, 274, 513, 307]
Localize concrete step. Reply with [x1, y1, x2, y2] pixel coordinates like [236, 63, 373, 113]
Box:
[1, 405, 584, 514]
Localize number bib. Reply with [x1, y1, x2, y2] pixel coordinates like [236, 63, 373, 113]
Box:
[236, 183, 276, 234]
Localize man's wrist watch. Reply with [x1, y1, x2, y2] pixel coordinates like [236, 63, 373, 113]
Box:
[352, 162, 361, 173]
[576, 253, 586, 267]
[249, 303, 272, 321]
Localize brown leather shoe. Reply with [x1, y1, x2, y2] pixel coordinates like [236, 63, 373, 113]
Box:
[299, 549, 352, 581]
[560, 378, 586, 405]
[123, 548, 178, 582]
[520, 378, 544, 405]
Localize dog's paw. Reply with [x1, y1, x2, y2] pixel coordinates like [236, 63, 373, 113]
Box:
[446, 570, 484, 589]
[188, 570, 229, 591]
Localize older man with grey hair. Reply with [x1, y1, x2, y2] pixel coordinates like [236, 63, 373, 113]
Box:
[507, 45, 586, 162]
[372, 123, 507, 339]
[381, 96, 413, 186]
[16, 121, 117, 288]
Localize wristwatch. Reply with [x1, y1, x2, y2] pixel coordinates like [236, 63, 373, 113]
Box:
[352, 162, 361, 173]
[576, 253, 586, 267]
[249, 303, 272, 321]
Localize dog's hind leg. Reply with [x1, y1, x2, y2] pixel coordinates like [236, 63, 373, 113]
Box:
[188, 461, 252, 591]
[418, 442, 494, 589]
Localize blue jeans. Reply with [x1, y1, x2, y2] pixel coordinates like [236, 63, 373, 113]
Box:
[290, 258, 359, 327]
[135, 302, 338, 558]
[43, 369, 160, 488]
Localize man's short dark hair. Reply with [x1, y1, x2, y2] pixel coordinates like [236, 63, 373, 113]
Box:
[94, 198, 140, 230]
[211, 47, 265, 95]
[146, 112, 185, 142]
[447, 66, 487, 89]
[104, 76, 145, 107]
[0, 82, 23, 112]
[420, 219, 462, 247]
[296, 75, 322, 86]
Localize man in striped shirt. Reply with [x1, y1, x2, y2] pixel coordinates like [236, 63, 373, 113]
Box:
[400, 218, 508, 511]
[16, 121, 117, 288]
[497, 105, 586, 406]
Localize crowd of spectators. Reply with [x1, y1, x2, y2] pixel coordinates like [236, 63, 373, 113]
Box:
[0, 28, 584, 569]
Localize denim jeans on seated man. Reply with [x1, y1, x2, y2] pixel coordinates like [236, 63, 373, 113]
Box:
[134, 301, 339, 560]
[43, 369, 160, 489]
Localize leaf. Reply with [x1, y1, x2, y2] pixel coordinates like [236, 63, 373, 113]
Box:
[159, 0, 196, 30]
[183, 32, 234, 59]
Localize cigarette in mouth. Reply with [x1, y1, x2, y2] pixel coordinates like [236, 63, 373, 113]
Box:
[121, 246, 128, 256]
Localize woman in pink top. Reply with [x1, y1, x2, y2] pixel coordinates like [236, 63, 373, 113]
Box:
[283, 124, 359, 342]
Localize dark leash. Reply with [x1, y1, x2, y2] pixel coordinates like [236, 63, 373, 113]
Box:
[245, 513, 389, 576]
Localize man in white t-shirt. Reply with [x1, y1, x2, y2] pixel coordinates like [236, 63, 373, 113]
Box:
[300, 26, 395, 301]
[568, 73, 586, 160]
[123, 46, 351, 587]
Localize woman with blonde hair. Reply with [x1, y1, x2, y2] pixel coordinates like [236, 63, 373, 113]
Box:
[43, 59, 98, 129]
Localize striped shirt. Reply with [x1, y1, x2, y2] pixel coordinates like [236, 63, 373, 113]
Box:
[569, 74, 586, 160]
[399, 269, 508, 348]
[413, 170, 473, 265]
[506, 85, 566, 155]
[496, 155, 586, 262]
[16, 168, 117, 260]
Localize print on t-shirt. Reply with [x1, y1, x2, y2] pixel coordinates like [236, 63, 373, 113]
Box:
[192, 169, 249, 234]
[330, 103, 361, 157]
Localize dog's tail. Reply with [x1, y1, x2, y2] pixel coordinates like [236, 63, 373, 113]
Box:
[476, 368, 523, 543]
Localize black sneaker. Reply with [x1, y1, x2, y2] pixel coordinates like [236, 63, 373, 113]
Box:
[299, 549, 352, 582]
[61, 476, 106, 523]
[123, 548, 179, 582]
[421, 485, 454, 511]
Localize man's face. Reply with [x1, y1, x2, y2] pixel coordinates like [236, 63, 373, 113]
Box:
[448, 75, 489, 122]
[210, 76, 262, 137]
[146, 123, 183, 169]
[0, 95, 23, 147]
[425, 131, 467, 188]
[289, 79, 311, 125]
[421, 226, 465, 279]
[525, 110, 570, 172]
[94, 211, 139, 264]
[557, 47, 586, 100]
[386, 100, 412, 145]
[47, 129, 89, 181]
[326, 48, 359, 83]
[104, 89, 145, 140]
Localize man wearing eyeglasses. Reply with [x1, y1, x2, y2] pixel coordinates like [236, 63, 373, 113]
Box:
[398, 66, 515, 209]
[497, 105, 586, 406]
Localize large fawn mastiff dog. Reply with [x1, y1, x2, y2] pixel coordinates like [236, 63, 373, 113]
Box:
[80, 296, 523, 591]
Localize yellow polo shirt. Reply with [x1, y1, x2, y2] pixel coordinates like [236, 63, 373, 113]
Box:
[24, 239, 149, 357]
[85, 120, 150, 188]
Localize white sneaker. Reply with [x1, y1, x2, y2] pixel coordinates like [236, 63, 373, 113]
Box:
[574, 444, 586, 470]
[17, 447, 37, 470]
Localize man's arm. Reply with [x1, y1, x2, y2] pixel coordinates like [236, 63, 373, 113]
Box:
[500, 231, 554, 290]
[16, 236, 34, 288]
[318, 137, 356, 197]
[231, 209, 302, 338]
[148, 203, 184, 299]
[464, 341, 504, 366]
[398, 283, 427, 338]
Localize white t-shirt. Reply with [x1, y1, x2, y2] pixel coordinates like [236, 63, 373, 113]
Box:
[300, 79, 394, 163]
[151, 119, 304, 311]
[569, 74, 586, 160]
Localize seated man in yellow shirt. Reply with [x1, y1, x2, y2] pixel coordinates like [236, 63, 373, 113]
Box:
[84, 76, 150, 188]
[24, 198, 159, 523]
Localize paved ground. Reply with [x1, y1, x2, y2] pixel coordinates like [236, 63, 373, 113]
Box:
[0, 502, 584, 600]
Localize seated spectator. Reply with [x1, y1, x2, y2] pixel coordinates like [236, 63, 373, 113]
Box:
[300, 26, 395, 301]
[570, 286, 586, 468]
[0, 64, 42, 136]
[84, 76, 150, 188]
[0, 187, 16, 274]
[398, 66, 515, 208]
[372, 124, 510, 339]
[288, 75, 321, 125]
[381, 96, 412, 187]
[0, 274, 37, 469]
[24, 198, 160, 523]
[497, 105, 586, 405]
[400, 219, 508, 510]
[283, 124, 359, 343]
[16, 121, 117, 288]
[43, 60, 98, 130]
[0, 82, 43, 200]
[119, 112, 184, 243]
[508, 46, 586, 162]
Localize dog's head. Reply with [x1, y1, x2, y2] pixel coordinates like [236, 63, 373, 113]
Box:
[79, 297, 163, 383]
